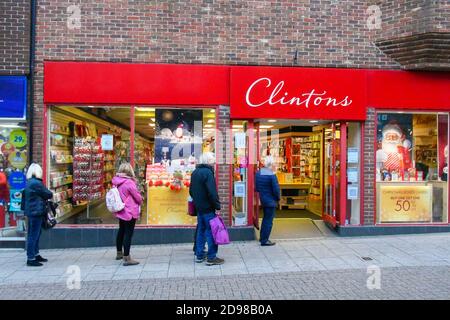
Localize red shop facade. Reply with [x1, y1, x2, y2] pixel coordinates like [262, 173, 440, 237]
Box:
[39, 61, 450, 248]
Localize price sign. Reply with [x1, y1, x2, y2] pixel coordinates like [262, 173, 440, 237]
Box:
[9, 129, 27, 148]
[379, 185, 432, 223]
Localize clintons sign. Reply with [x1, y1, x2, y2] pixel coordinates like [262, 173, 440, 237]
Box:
[230, 67, 367, 120]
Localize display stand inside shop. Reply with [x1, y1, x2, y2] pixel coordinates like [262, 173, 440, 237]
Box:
[72, 135, 104, 224]
[259, 126, 324, 218]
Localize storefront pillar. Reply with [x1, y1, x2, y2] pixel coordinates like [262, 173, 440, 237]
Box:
[339, 121, 347, 226]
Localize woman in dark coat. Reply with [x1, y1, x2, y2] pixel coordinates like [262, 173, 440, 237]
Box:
[24, 163, 53, 266]
[255, 156, 280, 246]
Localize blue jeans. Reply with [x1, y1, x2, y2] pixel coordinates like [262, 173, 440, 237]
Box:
[195, 213, 218, 260]
[26, 216, 43, 261]
[260, 206, 275, 244]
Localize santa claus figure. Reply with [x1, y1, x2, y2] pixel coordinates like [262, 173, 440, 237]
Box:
[378, 123, 412, 172]
[174, 124, 184, 141]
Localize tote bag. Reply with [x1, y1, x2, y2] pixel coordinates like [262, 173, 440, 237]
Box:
[209, 214, 230, 245]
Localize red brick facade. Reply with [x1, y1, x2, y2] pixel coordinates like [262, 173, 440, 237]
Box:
[0, 0, 30, 75]
[363, 108, 376, 225]
[31, 1, 449, 228]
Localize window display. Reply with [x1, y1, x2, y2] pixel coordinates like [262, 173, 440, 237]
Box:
[376, 112, 448, 224]
[146, 108, 208, 226]
[48, 107, 131, 223]
[0, 124, 28, 230]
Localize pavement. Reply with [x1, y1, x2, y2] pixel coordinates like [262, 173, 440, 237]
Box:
[0, 233, 450, 299]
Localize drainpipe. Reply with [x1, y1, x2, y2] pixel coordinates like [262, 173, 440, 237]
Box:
[28, 0, 37, 163]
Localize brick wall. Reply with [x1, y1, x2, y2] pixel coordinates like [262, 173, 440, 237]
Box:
[0, 0, 31, 75]
[373, 0, 450, 39]
[373, 0, 450, 70]
[217, 105, 231, 225]
[363, 108, 376, 225]
[32, 0, 404, 162]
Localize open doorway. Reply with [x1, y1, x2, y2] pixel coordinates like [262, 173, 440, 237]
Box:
[255, 119, 341, 239]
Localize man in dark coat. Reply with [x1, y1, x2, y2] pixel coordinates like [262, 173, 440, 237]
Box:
[189, 152, 224, 266]
[255, 156, 280, 246]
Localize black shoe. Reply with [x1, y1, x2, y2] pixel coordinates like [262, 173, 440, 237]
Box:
[35, 255, 48, 263]
[206, 257, 225, 266]
[261, 240, 276, 246]
[195, 256, 206, 263]
[27, 260, 43, 267]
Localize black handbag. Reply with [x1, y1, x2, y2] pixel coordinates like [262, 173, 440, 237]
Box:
[42, 201, 58, 230]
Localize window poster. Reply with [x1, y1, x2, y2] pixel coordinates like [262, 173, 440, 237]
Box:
[379, 185, 432, 223]
[0, 127, 28, 172]
[376, 114, 413, 173]
[154, 109, 203, 167]
[438, 115, 448, 180]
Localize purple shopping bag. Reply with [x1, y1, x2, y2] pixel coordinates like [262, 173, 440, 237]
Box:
[187, 197, 196, 216]
[209, 214, 231, 245]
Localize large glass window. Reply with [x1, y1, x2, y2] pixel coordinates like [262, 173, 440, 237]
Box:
[376, 112, 449, 224]
[0, 122, 28, 234]
[48, 106, 131, 224]
[48, 106, 216, 226]
[137, 107, 216, 226]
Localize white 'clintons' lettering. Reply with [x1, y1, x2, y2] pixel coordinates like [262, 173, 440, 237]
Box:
[245, 77, 353, 109]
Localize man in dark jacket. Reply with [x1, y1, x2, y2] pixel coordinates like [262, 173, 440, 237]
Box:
[189, 152, 224, 266]
[255, 156, 280, 246]
[24, 164, 53, 266]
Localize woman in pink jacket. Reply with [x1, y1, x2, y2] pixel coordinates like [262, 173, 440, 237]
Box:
[112, 162, 143, 266]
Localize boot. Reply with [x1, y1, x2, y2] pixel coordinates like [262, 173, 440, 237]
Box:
[116, 251, 123, 260]
[123, 255, 139, 266]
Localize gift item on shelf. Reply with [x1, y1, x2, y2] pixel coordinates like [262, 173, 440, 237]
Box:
[50, 149, 73, 164]
[50, 123, 70, 135]
[50, 171, 73, 188]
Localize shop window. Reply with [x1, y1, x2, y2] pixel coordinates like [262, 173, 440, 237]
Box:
[376, 112, 449, 224]
[0, 122, 28, 231]
[138, 107, 216, 226]
[49, 106, 217, 226]
[48, 106, 131, 224]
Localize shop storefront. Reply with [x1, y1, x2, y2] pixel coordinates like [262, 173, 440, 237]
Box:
[39, 61, 450, 248]
[0, 76, 28, 235]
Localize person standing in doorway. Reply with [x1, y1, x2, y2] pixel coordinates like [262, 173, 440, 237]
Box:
[189, 152, 224, 266]
[255, 156, 280, 246]
[112, 163, 143, 266]
[24, 163, 53, 266]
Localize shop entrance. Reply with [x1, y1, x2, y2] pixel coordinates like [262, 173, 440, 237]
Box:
[252, 120, 346, 239]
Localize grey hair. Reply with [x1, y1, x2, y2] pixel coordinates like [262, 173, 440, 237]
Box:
[264, 156, 274, 168]
[26, 163, 43, 180]
[198, 152, 215, 165]
[117, 162, 136, 178]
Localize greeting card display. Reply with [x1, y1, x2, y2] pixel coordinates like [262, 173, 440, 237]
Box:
[72, 137, 104, 203]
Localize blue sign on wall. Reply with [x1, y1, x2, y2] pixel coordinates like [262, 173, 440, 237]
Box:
[0, 76, 27, 119]
[8, 171, 27, 190]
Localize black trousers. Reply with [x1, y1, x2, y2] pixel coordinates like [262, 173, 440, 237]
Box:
[116, 218, 136, 256]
